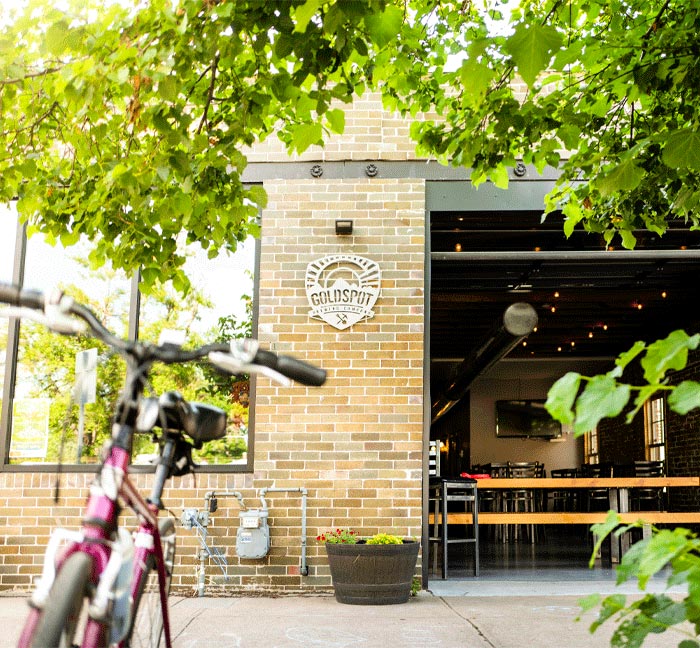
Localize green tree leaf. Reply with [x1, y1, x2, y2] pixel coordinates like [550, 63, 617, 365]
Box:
[641, 330, 700, 384]
[45, 20, 70, 56]
[293, 0, 323, 33]
[290, 122, 323, 153]
[459, 59, 497, 106]
[662, 129, 700, 170]
[574, 375, 630, 435]
[545, 371, 581, 425]
[668, 380, 700, 415]
[326, 108, 345, 134]
[596, 159, 645, 196]
[504, 23, 563, 87]
[158, 77, 178, 102]
[364, 6, 403, 49]
[611, 340, 646, 377]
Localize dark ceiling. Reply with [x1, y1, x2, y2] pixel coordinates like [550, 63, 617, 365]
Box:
[430, 211, 700, 361]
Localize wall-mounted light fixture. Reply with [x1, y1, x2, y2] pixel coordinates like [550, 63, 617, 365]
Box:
[335, 219, 353, 235]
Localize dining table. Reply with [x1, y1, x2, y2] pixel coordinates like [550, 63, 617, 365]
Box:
[471, 476, 700, 564]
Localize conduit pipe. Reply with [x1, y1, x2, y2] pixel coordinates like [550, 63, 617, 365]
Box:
[259, 487, 309, 576]
[431, 302, 538, 425]
[198, 490, 246, 597]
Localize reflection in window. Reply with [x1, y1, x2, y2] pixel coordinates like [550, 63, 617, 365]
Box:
[138, 241, 255, 466]
[4, 223, 255, 468]
[9, 236, 131, 464]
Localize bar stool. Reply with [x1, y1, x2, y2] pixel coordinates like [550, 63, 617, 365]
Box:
[429, 477, 479, 578]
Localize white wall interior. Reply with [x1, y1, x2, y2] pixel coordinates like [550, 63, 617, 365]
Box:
[468, 358, 610, 474]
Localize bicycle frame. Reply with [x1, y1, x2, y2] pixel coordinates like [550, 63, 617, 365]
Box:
[18, 439, 173, 648]
[2, 283, 325, 648]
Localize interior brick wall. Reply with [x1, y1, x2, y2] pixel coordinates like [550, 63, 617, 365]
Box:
[598, 348, 700, 512]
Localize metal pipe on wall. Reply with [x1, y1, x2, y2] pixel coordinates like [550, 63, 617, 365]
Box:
[198, 490, 246, 597]
[259, 487, 309, 576]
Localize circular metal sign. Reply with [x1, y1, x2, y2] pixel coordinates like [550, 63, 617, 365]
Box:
[305, 254, 381, 330]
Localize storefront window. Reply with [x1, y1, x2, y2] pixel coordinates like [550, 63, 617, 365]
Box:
[0, 203, 18, 432]
[2, 219, 256, 469]
[584, 427, 599, 465]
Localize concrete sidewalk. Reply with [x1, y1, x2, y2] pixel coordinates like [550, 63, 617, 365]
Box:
[0, 590, 688, 648]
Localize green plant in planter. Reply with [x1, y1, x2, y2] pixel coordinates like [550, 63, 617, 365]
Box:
[366, 533, 404, 545]
[579, 512, 700, 647]
[316, 529, 358, 544]
[316, 530, 410, 545]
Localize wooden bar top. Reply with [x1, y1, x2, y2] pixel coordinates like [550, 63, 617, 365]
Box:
[474, 477, 700, 489]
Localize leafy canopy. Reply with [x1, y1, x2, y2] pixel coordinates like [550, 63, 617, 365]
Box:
[392, 0, 700, 250]
[3, 0, 699, 292]
[0, 0, 394, 292]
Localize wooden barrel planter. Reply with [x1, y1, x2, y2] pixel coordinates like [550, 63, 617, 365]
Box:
[325, 540, 420, 605]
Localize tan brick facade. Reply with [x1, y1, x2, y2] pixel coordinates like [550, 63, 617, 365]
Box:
[0, 94, 427, 595]
[244, 93, 421, 162]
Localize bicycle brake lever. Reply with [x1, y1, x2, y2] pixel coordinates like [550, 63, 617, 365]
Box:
[208, 351, 292, 387]
[45, 294, 88, 334]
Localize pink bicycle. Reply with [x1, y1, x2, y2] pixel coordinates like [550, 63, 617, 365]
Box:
[0, 284, 325, 648]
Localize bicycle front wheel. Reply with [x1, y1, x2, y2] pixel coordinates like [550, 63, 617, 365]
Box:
[125, 517, 177, 648]
[30, 552, 94, 648]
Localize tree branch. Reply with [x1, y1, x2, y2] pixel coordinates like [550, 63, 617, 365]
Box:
[197, 53, 220, 135]
[0, 65, 65, 86]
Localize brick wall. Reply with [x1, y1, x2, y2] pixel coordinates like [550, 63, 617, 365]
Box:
[598, 349, 700, 512]
[243, 93, 422, 163]
[0, 95, 427, 594]
[666, 351, 700, 511]
[598, 361, 647, 466]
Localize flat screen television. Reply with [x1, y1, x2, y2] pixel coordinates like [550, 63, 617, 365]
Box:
[495, 399, 562, 439]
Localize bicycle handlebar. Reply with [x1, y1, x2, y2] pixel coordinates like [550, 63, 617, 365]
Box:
[0, 282, 326, 386]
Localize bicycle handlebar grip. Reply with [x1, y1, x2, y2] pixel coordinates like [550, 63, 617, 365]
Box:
[0, 282, 44, 309]
[254, 349, 327, 386]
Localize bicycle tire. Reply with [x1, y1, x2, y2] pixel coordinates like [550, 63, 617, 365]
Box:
[125, 517, 177, 648]
[30, 552, 94, 648]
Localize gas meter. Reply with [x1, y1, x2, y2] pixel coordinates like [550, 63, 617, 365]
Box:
[235, 508, 270, 559]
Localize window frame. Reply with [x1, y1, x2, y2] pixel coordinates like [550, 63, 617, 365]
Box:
[644, 395, 667, 463]
[584, 426, 599, 465]
[0, 213, 259, 474]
